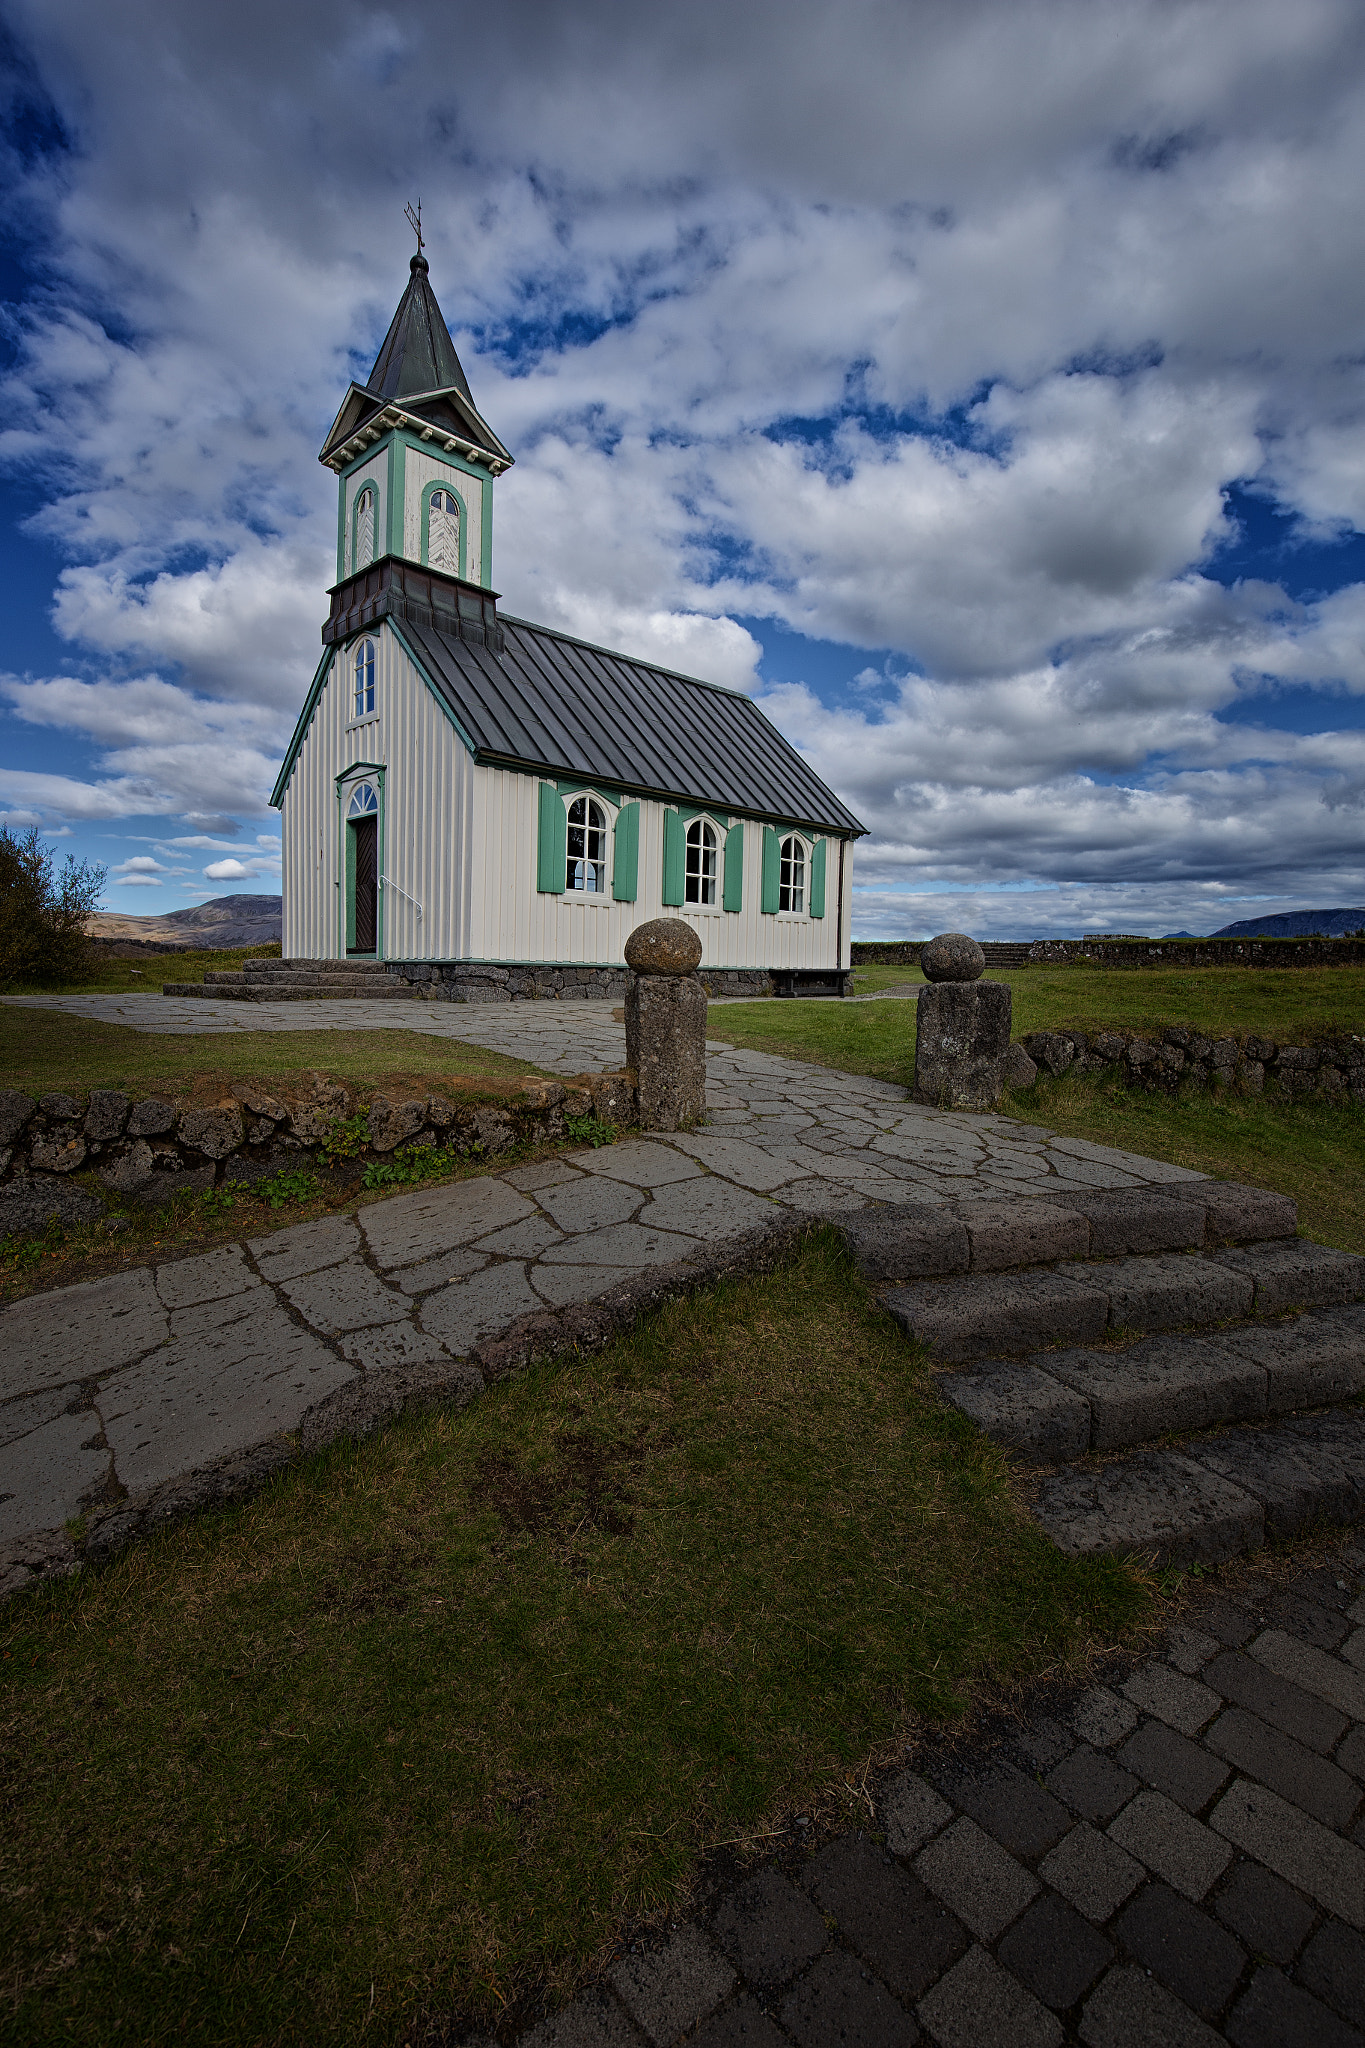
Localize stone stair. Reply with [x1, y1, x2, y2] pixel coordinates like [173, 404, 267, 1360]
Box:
[978, 941, 1034, 968]
[162, 959, 420, 1001]
[842, 1186, 1365, 1570]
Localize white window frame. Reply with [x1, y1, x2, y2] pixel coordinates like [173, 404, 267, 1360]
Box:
[348, 637, 377, 727]
[778, 833, 807, 916]
[684, 815, 723, 914]
[564, 792, 613, 901]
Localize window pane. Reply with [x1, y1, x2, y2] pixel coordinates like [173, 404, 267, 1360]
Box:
[429, 489, 460, 574]
[566, 798, 606, 892]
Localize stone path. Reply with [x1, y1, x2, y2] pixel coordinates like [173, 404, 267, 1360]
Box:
[491, 1537, 1365, 2048]
[1, 998, 1210, 1585]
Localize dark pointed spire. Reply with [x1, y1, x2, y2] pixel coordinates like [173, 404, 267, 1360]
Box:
[366, 253, 474, 404]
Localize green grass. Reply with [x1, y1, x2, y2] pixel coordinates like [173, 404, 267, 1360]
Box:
[1010, 963, 1365, 1041]
[1010, 1071, 1365, 1255]
[0, 1003, 543, 1100]
[7, 941, 285, 997]
[0, 1233, 1146, 2045]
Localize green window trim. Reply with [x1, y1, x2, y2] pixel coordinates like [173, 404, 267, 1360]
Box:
[420, 479, 469, 578]
[662, 809, 686, 906]
[761, 826, 781, 914]
[810, 838, 826, 919]
[537, 781, 567, 894]
[723, 822, 744, 913]
[613, 803, 640, 902]
[386, 435, 404, 558]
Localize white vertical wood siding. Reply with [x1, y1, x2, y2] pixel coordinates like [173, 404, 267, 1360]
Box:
[280, 631, 850, 968]
[342, 450, 388, 578]
[402, 449, 486, 586]
[278, 626, 473, 960]
[467, 770, 845, 970]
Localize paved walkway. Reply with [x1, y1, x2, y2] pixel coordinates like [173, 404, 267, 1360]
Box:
[503, 1538, 1365, 2048]
[1, 996, 1203, 1576]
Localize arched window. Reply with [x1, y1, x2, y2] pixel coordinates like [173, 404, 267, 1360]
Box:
[779, 835, 805, 913]
[352, 639, 375, 719]
[566, 795, 606, 893]
[347, 780, 379, 818]
[353, 485, 377, 570]
[427, 486, 461, 576]
[685, 818, 717, 905]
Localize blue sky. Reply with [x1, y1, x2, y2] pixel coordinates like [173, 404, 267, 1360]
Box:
[2, 0, 1365, 939]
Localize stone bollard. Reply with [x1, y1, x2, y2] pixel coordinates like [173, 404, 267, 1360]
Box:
[623, 918, 707, 1130]
[913, 932, 1012, 1110]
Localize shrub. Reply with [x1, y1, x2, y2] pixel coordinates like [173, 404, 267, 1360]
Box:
[0, 827, 107, 989]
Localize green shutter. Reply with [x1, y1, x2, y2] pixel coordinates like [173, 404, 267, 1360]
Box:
[345, 822, 357, 950]
[723, 822, 744, 912]
[662, 809, 685, 906]
[613, 803, 640, 901]
[537, 782, 566, 893]
[761, 826, 780, 914]
[809, 838, 826, 918]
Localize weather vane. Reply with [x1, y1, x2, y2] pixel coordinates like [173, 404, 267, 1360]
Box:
[404, 198, 424, 257]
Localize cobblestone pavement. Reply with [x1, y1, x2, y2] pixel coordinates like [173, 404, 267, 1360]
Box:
[478, 1538, 1365, 2048]
[0, 1000, 1204, 1570]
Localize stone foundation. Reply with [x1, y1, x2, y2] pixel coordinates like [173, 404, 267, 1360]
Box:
[383, 960, 838, 1002]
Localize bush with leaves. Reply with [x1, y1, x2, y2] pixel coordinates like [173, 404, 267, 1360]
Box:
[0, 827, 108, 989]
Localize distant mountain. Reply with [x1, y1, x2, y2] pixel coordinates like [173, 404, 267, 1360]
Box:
[1208, 907, 1365, 939]
[87, 893, 282, 950]
[1161, 931, 1199, 939]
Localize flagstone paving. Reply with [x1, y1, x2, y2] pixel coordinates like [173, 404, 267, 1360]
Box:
[0, 998, 1206, 1566]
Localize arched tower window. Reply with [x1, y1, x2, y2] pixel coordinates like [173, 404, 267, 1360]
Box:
[566, 796, 606, 893]
[685, 819, 717, 905]
[779, 835, 805, 913]
[347, 780, 379, 818]
[354, 485, 377, 570]
[427, 486, 461, 576]
[353, 638, 375, 719]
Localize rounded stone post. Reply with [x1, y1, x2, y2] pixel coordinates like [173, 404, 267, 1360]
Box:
[913, 932, 1012, 1110]
[623, 918, 708, 1131]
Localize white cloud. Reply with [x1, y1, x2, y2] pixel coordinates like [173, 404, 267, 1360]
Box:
[203, 858, 251, 880]
[2, 0, 1365, 923]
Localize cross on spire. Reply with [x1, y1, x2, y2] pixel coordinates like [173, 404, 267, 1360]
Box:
[404, 198, 424, 259]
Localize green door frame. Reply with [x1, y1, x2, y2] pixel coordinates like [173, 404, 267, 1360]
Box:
[337, 763, 386, 958]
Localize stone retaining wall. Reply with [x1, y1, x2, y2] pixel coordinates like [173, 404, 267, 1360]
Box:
[0, 1072, 638, 1234]
[384, 960, 774, 1002]
[1020, 1025, 1365, 1101]
[1029, 936, 1365, 968]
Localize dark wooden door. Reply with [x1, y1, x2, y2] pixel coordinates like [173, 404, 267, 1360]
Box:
[352, 816, 377, 953]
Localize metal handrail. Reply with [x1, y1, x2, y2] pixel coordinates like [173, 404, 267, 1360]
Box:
[379, 875, 422, 920]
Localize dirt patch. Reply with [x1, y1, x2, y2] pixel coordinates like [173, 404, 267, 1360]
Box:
[473, 1424, 656, 1540]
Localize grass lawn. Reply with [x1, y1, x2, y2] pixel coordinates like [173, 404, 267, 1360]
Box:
[7, 941, 284, 998]
[0, 1231, 1146, 2047]
[0, 1003, 543, 1101]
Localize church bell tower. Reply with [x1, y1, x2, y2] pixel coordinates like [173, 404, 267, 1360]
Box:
[318, 248, 512, 595]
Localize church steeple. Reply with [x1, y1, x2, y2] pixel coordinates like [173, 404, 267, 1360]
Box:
[366, 252, 476, 405]
[320, 247, 512, 593]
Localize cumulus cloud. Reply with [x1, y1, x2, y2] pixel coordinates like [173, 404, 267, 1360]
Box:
[1, 0, 1364, 929]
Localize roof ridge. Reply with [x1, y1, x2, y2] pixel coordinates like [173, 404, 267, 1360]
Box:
[495, 612, 751, 700]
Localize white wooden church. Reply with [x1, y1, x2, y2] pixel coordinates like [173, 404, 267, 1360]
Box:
[272, 250, 864, 998]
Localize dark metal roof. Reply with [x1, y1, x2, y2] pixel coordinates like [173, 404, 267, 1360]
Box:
[397, 612, 865, 835]
[368, 254, 474, 404]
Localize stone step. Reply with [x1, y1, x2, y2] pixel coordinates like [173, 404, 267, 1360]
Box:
[243, 959, 392, 976]
[888, 1240, 1363, 1362]
[1032, 1404, 1365, 1568]
[940, 1305, 1365, 1462]
[844, 1185, 1301, 1283]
